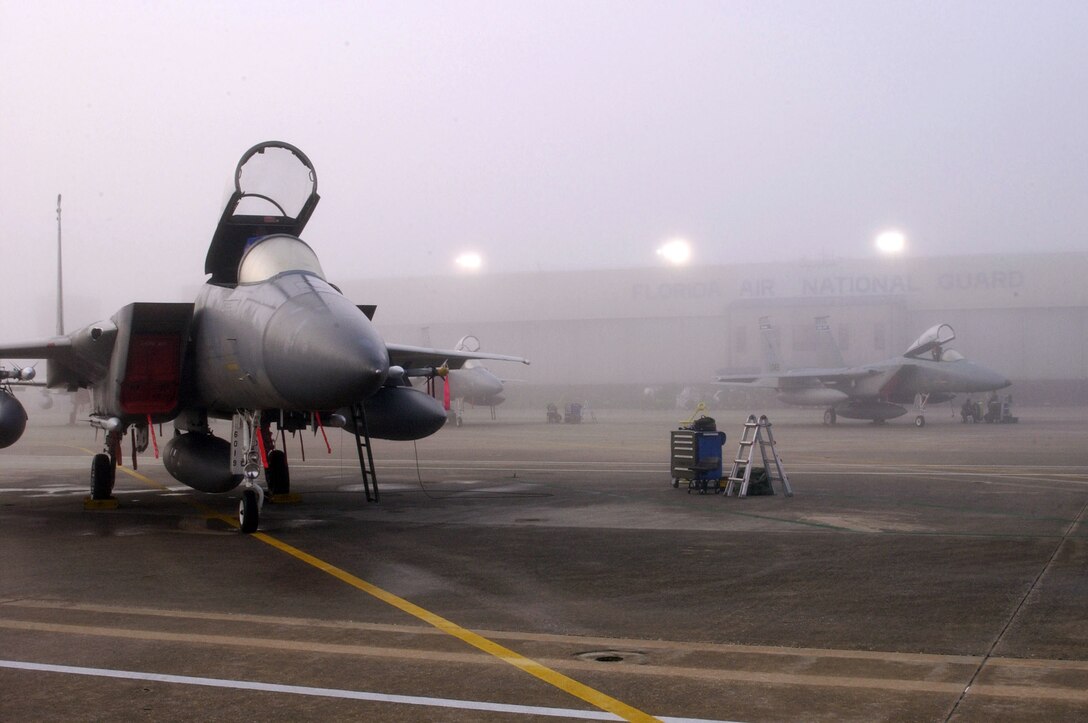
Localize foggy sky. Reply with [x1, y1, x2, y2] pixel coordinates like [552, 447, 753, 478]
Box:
[2, 1, 1087, 339]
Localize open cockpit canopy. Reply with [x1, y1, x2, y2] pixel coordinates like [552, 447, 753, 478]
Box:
[904, 323, 956, 359]
[204, 141, 320, 286]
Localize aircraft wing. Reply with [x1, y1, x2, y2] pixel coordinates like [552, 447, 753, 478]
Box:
[716, 367, 881, 389]
[386, 344, 529, 372]
[1, 331, 116, 390]
[0, 336, 74, 360]
[714, 373, 782, 388]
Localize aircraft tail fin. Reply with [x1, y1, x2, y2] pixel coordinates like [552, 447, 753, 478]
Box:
[758, 317, 782, 374]
[813, 316, 846, 368]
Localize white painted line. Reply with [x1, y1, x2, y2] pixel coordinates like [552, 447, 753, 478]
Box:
[0, 659, 738, 723]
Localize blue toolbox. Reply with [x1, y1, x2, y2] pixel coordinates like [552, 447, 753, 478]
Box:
[670, 419, 726, 494]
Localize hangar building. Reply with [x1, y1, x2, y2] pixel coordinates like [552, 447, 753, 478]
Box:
[346, 252, 1087, 404]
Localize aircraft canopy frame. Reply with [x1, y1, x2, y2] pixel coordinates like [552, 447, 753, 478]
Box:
[904, 323, 956, 359]
[204, 141, 320, 287]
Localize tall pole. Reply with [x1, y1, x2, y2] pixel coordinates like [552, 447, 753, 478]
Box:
[56, 194, 64, 335]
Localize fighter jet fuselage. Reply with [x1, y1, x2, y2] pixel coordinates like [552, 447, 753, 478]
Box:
[190, 268, 389, 414]
[447, 363, 506, 407]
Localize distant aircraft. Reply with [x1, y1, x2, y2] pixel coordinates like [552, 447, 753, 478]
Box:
[716, 316, 1011, 427]
[439, 336, 525, 426]
[0, 141, 526, 531]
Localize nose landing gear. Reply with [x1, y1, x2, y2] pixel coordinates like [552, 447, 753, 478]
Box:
[238, 484, 264, 534]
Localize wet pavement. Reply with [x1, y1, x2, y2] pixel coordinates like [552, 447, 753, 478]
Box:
[2, 406, 1086, 721]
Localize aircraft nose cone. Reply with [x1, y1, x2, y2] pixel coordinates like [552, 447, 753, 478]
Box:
[480, 374, 504, 397]
[263, 291, 389, 409]
[968, 362, 1012, 392]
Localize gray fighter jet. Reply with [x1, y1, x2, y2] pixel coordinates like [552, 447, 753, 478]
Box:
[716, 317, 1011, 427]
[0, 141, 526, 531]
[441, 336, 522, 426]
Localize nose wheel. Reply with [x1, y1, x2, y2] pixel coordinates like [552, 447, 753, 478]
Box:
[238, 485, 264, 533]
[913, 393, 930, 429]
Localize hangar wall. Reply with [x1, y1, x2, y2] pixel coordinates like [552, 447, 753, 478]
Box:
[345, 252, 1087, 392]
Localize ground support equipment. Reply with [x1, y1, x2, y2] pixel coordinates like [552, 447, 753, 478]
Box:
[670, 424, 726, 494]
[725, 415, 793, 497]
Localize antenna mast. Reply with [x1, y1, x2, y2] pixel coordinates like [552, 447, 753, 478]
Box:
[56, 194, 64, 335]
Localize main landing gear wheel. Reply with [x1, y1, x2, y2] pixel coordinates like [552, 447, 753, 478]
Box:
[90, 453, 115, 500]
[265, 449, 290, 496]
[823, 409, 837, 425]
[239, 488, 260, 533]
[914, 415, 926, 428]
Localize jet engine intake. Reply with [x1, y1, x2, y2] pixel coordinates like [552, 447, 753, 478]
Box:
[339, 385, 447, 441]
[163, 432, 240, 493]
[0, 388, 28, 449]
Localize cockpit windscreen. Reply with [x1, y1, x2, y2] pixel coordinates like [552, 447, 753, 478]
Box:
[238, 234, 326, 284]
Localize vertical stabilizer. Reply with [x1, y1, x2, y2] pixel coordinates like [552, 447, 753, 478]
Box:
[758, 317, 782, 373]
[813, 316, 845, 368]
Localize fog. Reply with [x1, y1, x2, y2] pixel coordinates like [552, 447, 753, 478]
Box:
[2, 1, 1087, 343]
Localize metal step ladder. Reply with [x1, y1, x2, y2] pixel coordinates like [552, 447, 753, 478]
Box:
[349, 403, 380, 502]
[725, 414, 793, 497]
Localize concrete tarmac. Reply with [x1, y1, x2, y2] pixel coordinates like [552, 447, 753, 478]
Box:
[1, 405, 1086, 721]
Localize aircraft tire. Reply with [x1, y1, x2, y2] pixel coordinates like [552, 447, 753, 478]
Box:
[672, 478, 679, 488]
[915, 415, 926, 428]
[823, 409, 837, 425]
[90, 453, 114, 499]
[266, 450, 290, 495]
[239, 489, 259, 533]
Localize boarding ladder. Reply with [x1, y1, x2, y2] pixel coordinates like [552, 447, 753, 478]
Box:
[349, 403, 380, 502]
[725, 415, 793, 497]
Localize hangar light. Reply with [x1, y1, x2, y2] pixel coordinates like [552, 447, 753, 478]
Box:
[875, 229, 907, 255]
[454, 252, 483, 271]
[656, 237, 692, 265]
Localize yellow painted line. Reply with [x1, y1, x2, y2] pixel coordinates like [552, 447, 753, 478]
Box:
[6, 617, 1088, 703]
[252, 531, 656, 722]
[113, 464, 658, 722]
[1, 599, 987, 665]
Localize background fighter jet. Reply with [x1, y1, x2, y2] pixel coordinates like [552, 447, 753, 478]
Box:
[439, 336, 523, 426]
[0, 141, 526, 532]
[347, 337, 527, 430]
[716, 317, 1011, 427]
